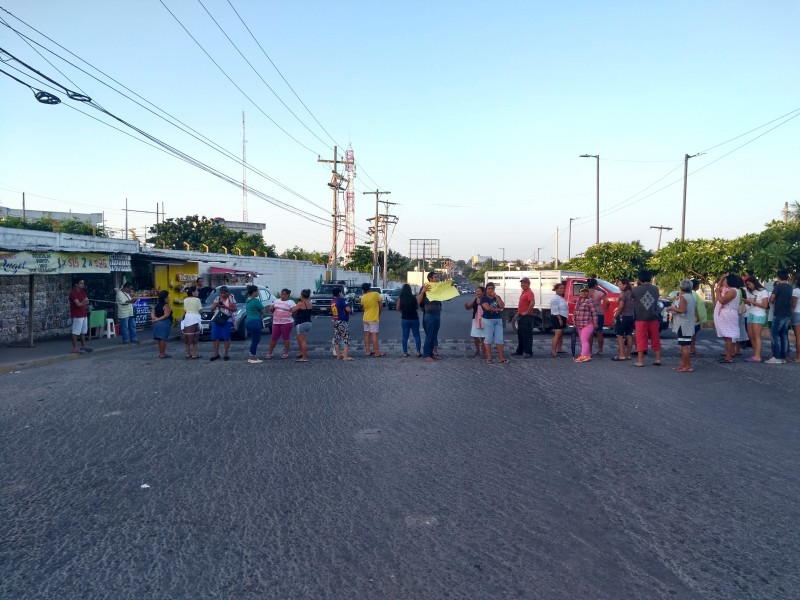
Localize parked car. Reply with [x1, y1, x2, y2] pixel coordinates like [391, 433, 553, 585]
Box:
[351, 288, 364, 312]
[385, 288, 401, 309]
[311, 282, 354, 315]
[200, 285, 274, 340]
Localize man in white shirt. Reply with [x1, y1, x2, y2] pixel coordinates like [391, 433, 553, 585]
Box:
[116, 282, 139, 344]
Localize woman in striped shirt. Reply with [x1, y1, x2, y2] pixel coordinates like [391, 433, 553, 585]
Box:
[574, 287, 598, 363]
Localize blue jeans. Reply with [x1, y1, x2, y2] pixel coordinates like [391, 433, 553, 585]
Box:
[246, 318, 262, 356]
[401, 318, 421, 353]
[771, 316, 790, 359]
[119, 316, 137, 343]
[422, 313, 440, 358]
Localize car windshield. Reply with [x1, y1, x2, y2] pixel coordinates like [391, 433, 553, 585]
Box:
[318, 285, 343, 295]
[388, 290, 400, 297]
[204, 288, 248, 306]
[597, 279, 621, 293]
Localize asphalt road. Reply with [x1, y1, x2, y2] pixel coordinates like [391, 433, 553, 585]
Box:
[2, 302, 798, 599]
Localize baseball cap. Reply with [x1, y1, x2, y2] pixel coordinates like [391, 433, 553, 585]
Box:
[520, 277, 530, 283]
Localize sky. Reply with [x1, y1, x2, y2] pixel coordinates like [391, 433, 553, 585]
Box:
[1, 0, 798, 263]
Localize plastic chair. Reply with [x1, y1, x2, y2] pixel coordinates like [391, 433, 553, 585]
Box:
[105, 318, 116, 338]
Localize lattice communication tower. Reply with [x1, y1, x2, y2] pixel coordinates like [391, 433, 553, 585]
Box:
[343, 145, 356, 257]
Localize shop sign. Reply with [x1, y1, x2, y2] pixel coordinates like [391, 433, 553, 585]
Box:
[0, 251, 111, 275]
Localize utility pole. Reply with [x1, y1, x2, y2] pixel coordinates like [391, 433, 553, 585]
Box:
[319, 146, 353, 280]
[22, 192, 26, 222]
[555, 226, 559, 268]
[650, 225, 673, 250]
[125, 198, 128, 239]
[681, 152, 703, 240]
[363, 189, 392, 285]
[785, 202, 789, 223]
[568, 217, 577, 260]
[381, 202, 398, 289]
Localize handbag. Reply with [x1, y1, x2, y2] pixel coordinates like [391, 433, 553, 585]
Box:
[212, 310, 230, 326]
[737, 291, 748, 315]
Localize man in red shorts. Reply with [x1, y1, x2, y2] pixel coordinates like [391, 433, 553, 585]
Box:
[631, 269, 661, 367]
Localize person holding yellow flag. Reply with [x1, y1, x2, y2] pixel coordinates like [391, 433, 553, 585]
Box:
[418, 271, 444, 362]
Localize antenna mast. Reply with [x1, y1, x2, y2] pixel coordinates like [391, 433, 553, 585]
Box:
[344, 145, 356, 258]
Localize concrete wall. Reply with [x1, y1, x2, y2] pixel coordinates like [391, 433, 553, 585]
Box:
[0, 274, 72, 345]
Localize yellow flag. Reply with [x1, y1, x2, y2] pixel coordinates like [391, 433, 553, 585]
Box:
[425, 281, 459, 302]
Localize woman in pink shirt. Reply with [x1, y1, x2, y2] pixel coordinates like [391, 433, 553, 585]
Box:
[266, 289, 296, 359]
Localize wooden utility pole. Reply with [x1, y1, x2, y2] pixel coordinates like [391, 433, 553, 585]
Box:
[363, 189, 392, 285]
[22, 192, 26, 222]
[555, 226, 559, 268]
[650, 225, 673, 250]
[318, 146, 353, 280]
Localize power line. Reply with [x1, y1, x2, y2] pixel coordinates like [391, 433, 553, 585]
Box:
[158, 0, 322, 156]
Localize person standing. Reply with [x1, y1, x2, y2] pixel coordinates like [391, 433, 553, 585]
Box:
[481, 282, 508, 364]
[765, 269, 793, 364]
[549, 282, 569, 358]
[742, 276, 769, 363]
[689, 279, 708, 357]
[331, 287, 353, 361]
[244, 285, 265, 364]
[398, 284, 421, 357]
[587, 278, 609, 355]
[69, 279, 93, 354]
[360, 282, 385, 357]
[465, 287, 486, 358]
[418, 271, 443, 361]
[150, 290, 172, 359]
[267, 289, 296, 360]
[667, 279, 697, 372]
[181, 285, 202, 359]
[714, 274, 740, 363]
[513, 277, 535, 358]
[612, 278, 634, 361]
[210, 285, 236, 361]
[116, 282, 138, 345]
[196, 277, 213, 304]
[573, 287, 598, 363]
[632, 270, 662, 367]
[291, 289, 313, 362]
[791, 276, 800, 362]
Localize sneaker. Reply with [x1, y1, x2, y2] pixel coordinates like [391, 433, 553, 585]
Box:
[78, 348, 86, 354]
[764, 357, 786, 364]
[247, 358, 263, 364]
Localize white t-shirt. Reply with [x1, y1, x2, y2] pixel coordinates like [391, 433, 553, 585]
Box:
[746, 289, 769, 317]
[792, 288, 800, 313]
[550, 295, 569, 317]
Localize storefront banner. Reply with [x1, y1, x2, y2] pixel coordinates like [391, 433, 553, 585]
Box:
[0, 251, 111, 275]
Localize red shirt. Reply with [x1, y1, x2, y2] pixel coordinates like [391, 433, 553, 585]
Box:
[69, 288, 88, 318]
[518, 288, 535, 315]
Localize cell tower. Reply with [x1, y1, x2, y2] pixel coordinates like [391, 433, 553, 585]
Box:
[343, 145, 356, 257]
[242, 111, 248, 222]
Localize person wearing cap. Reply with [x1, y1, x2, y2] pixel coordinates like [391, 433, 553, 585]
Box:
[116, 282, 139, 345]
[513, 277, 535, 358]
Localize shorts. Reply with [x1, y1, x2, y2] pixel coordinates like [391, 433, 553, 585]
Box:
[596, 314, 605, 331]
[634, 320, 661, 352]
[792, 312, 800, 326]
[470, 322, 485, 338]
[746, 314, 767, 325]
[615, 316, 634, 336]
[551, 314, 567, 330]
[363, 321, 379, 333]
[182, 323, 200, 340]
[271, 322, 293, 341]
[71, 317, 88, 336]
[483, 318, 504, 345]
[296, 322, 312, 335]
[333, 320, 350, 346]
[211, 321, 232, 341]
[676, 326, 692, 346]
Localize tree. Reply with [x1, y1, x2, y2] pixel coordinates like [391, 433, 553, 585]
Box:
[343, 245, 374, 273]
[558, 241, 651, 282]
[789, 201, 800, 223]
[0, 215, 107, 236]
[746, 221, 800, 280]
[147, 215, 276, 256]
[647, 238, 749, 294]
[279, 246, 328, 265]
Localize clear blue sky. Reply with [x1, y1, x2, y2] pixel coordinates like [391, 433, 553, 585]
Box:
[1, 0, 798, 262]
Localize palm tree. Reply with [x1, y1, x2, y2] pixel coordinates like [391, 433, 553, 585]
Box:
[790, 200, 800, 223]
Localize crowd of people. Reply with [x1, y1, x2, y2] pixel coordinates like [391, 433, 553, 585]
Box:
[70, 267, 800, 368]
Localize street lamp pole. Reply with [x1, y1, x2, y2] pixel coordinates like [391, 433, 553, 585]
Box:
[537, 247, 543, 266]
[498, 247, 505, 270]
[568, 217, 577, 260]
[681, 152, 703, 240]
[580, 154, 600, 245]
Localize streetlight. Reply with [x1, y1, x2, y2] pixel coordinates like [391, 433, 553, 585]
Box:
[579, 154, 600, 245]
[568, 217, 578, 260]
[498, 247, 505, 270]
[537, 247, 543, 266]
[681, 152, 704, 240]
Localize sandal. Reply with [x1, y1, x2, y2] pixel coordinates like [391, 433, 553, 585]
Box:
[374, 352, 386, 357]
[652, 361, 662, 366]
[718, 358, 733, 364]
[611, 356, 625, 361]
[281, 352, 289, 359]
[486, 359, 493, 364]
[342, 357, 355, 361]
[295, 358, 308, 362]
[499, 359, 510, 364]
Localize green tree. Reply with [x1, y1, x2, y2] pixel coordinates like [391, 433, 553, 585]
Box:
[147, 215, 276, 256]
[344, 245, 374, 273]
[746, 221, 800, 279]
[648, 238, 749, 294]
[558, 241, 651, 282]
[279, 246, 328, 265]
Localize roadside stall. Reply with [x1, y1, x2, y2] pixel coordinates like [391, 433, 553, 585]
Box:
[208, 266, 257, 288]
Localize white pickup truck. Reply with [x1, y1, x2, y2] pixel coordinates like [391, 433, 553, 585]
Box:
[483, 270, 586, 331]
